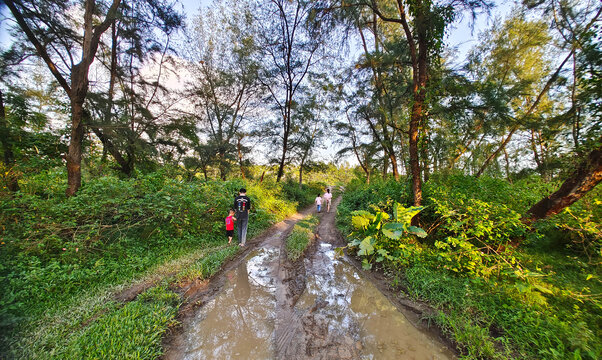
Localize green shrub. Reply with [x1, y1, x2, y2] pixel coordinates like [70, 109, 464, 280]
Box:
[0, 170, 315, 354]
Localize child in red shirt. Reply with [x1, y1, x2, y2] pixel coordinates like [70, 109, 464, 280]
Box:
[225, 209, 236, 244]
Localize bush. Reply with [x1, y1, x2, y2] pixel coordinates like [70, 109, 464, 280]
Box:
[337, 174, 602, 359]
[0, 170, 312, 349]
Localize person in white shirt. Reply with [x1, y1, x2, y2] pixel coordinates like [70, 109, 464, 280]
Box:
[315, 194, 322, 213]
[323, 188, 333, 212]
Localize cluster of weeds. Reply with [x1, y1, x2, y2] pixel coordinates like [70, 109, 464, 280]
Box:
[337, 174, 601, 359]
[285, 215, 319, 261]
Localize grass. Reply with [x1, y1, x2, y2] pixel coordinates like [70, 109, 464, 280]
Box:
[1, 171, 328, 358]
[336, 175, 601, 359]
[285, 215, 318, 261]
[399, 248, 602, 360]
[176, 245, 239, 282]
[55, 285, 180, 359]
[9, 244, 238, 359]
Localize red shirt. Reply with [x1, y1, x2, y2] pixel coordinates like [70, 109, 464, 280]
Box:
[225, 216, 234, 230]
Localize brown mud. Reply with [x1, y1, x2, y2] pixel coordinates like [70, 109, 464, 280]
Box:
[162, 197, 456, 359]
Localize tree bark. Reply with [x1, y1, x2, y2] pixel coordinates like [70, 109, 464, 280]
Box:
[237, 136, 246, 180]
[0, 90, 19, 192]
[90, 126, 132, 175]
[526, 138, 602, 222]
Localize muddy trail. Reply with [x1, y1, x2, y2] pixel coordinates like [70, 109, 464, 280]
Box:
[162, 198, 455, 359]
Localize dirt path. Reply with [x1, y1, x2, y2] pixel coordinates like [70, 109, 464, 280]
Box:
[162, 197, 455, 359]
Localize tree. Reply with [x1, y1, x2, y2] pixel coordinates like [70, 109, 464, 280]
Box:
[526, 136, 601, 222]
[4, 0, 122, 195]
[257, 0, 329, 182]
[290, 91, 327, 187]
[87, 0, 184, 176]
[185, 0, 262, 180]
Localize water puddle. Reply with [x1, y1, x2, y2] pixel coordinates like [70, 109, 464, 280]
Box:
[296, 243, 454, 359]
[175, 242, 454, 359]
[177, 248, 279, 359]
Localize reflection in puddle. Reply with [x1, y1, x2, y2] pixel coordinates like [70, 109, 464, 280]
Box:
[180, 243, 453, 359]
[297, 243, 454, 360]
[180, 248, 278, 360]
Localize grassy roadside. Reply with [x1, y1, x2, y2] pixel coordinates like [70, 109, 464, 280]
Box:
[336, 176, 601, 359]
[11, 244, 239, 359]
[1, 172, 326, 359]
[285, 215, 318, 261]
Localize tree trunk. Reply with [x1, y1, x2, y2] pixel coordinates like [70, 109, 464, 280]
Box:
[299, 161, 304, 189]
[503, 145, 511, 183]
[0, 90, 19, 192]
[526, 139, 602, 222]
[276, 111, 289, 182]
[90, 126, 132, 175]
[66, 98, 85, 196]
[237, 136, 246, 180]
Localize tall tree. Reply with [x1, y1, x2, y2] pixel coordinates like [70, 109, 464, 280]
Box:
[87, 0, 184, 175]
[355, 0, 487, 209]
[257, 0, 328, 182]
[4, 0, 121, 195]
[186, 0, 262, 180]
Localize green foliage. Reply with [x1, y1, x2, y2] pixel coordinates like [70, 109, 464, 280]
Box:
[0, 169, 314, 355]
[57, 285, 180, 359]
[281, 180, 325, 207]
[285, 215, 318, 261]
[177, 246, 239, 282]
[337, 174, 602, 359]
[347, 203, 426, 270]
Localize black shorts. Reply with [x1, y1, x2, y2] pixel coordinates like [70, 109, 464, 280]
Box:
[226, 229, 234, 237]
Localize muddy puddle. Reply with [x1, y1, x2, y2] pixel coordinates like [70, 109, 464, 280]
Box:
[171, 238, 454, 360]
[175, 248, 279, 359]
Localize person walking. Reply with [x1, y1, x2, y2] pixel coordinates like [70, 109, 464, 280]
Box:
[315, 193, 322, 213]
[323, 188, 332, 213]
[225, 209, 236, 244]
[234, 188, 251, 246]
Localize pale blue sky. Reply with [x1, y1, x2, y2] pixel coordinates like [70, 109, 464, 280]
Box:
[0, 0, 514, 63]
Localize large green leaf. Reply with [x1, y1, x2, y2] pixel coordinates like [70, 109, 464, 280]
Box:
[352, 215, 371, 230]
[382, 222, 406, 240]
[407, 226, 428, 238]
[358, 236, 375, 256]
[393, 203, 424, 224]
[351, 210, 374, 220]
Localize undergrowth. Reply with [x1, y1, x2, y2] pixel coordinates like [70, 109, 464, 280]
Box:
[337, 174, 602, 359]
[0, 168, 321, 358]
[285, 215, 318, 261]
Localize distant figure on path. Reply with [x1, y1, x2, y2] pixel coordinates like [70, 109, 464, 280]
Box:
[225, 209, 236, 244]
[323, 188, 332, 213]
[315, 194, 322, 213]
[234, 188, 251, 246]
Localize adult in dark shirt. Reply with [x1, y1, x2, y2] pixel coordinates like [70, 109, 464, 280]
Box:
[233, 188, 251, 246]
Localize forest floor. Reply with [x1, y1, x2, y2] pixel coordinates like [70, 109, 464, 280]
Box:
[160, 197, 456, 359]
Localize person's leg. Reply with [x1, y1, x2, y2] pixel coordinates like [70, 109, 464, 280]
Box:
[240, 217, 249, 245]
[237, 219, 243, 244]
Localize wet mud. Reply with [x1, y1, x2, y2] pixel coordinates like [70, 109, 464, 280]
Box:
[162, 198, 455, 359]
